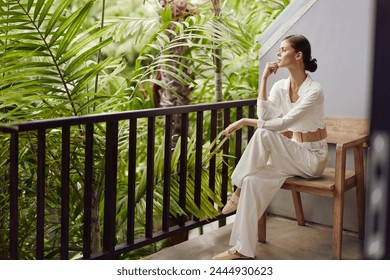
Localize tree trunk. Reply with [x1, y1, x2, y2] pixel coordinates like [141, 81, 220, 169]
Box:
[154, 0, 196, 146]
[153, 0, 199, 245]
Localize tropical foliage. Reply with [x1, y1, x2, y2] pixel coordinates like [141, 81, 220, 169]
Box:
[0, 0, 290, 259]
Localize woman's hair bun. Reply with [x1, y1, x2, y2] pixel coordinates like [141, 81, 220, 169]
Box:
[306, 58, 318, 72]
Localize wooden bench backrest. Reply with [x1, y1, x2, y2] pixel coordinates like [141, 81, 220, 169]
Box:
[325, 116, 370, 145]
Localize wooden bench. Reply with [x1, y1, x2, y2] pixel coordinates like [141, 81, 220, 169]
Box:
[257, 116, 370, 259]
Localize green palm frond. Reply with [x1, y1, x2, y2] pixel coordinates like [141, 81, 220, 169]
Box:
[0, 0, 125, 122]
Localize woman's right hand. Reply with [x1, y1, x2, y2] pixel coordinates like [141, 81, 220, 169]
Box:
[262, 61, 279, 80]
[224, 119, 244, 138]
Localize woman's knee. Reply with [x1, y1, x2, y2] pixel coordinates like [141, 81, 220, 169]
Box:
[254, 128, 278, 145]
[241, 176, 259, 191]
[256, 128, 276, 138]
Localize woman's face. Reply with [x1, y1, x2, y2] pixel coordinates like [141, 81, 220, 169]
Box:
[277, 40, 299, 68]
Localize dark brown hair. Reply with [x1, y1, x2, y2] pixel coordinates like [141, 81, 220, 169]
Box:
[283, 34, 318, 72]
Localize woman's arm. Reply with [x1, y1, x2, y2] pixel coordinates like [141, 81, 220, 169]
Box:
[224, 118, 258, 138]
[225, 62, 280, 139]
[258, 62, 279, 101]
[258, 77, 268, 101]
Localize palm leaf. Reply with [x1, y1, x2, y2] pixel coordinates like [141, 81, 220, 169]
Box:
[52, 1, 94, 56]
[59, 25, 115, 64]
[44, 0, 73, 37]
[32, 0, 45, 21]
[37, 0, 54, 27]
[64, 37, 113, 76]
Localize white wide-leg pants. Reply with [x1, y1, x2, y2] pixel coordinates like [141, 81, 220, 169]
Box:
[229, 128, 329, 258]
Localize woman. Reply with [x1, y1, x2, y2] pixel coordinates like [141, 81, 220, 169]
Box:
[212, 34, 329, 260]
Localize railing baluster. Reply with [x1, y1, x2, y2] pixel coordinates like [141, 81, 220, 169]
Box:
[61, 126, 70, 260]
[83, 123, 94, 259]
[248, 105, 255, 140]
[178, 113, 188, 227]
[127, 119, 137, 243]
[209, 110, 217, 194]
[146, 117, 155, 238]
[36, 129, 46, 260]
[222, 108, 231, 205]
[194, 112, 203, 217]
[103, 121, 118, 258]
[162, 115, 172, 231]
[9, 131, 19, 260]
[235, 107, 243, 166]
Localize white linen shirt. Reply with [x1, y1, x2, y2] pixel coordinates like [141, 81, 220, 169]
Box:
[257, 74, 325, 133]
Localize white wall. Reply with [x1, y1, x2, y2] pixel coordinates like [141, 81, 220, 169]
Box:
[258, 0, 375, 231]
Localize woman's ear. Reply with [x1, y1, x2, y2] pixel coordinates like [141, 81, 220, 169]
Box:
[296, 51, 303, 60]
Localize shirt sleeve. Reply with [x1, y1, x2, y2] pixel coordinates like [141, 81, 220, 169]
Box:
[256, 83, 283, 121]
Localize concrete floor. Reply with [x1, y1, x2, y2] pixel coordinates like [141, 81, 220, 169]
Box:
[144, 215, 364, 260]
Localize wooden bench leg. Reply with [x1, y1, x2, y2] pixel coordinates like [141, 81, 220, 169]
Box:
[258, 210, 267, 243]
[332, 144, 347, 260]
[333, 191, 344, 260]
[291, 190, 305, 226]
[354, 145, 365, 239]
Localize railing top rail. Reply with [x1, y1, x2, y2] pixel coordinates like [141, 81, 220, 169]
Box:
[0, 124, 19, 133]
[8, 99, 257, 132]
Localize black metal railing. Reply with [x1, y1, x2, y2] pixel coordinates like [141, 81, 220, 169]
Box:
[0, 99, 257, 260]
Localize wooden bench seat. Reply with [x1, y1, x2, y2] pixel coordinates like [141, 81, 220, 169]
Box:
[283, 167, 356, 194]
[257, 116, 370, 259]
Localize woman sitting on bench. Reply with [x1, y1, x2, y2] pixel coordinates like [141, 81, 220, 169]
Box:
[212, 34, 329, 260]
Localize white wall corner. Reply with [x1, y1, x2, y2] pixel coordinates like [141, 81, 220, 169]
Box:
[257, 0, 318, 58]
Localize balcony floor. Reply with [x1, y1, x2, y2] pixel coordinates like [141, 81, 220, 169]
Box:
[144, 215, 364, 260]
